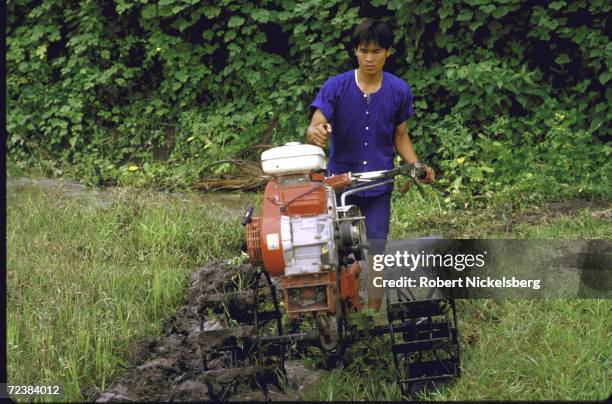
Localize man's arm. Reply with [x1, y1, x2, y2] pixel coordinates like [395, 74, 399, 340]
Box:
[394, 121, 434, 183]
[394, 121, 418, 164]
[306, 109, 331, 148]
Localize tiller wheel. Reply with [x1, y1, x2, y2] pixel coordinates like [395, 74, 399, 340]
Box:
[196, 142, 462, 400]
[197, 268, 288, 401]
[379, 284, 461, 398]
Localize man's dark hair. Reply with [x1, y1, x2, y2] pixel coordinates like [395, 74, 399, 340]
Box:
[351, 20, 393, 50]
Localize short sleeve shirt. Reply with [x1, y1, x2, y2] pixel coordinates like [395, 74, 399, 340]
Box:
[310, 70, 414, 196]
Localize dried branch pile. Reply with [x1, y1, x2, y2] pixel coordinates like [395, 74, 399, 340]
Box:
[192, 159, 268, 191]
[193, 116, 280, 192]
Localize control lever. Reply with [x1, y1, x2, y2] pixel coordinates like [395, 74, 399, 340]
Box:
[241, 204, 254, 226]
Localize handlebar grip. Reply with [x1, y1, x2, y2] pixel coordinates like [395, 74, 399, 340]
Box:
[417, 166, 427, 180]
[241, 204, 254, 226]
[402, 163, 426, 180]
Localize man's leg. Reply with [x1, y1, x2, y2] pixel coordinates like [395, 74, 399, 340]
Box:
[346, 193, 391, 311]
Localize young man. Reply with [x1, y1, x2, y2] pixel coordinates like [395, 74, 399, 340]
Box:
[306, 20, 434, 313]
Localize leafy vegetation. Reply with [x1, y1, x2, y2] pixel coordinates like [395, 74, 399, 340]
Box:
[7, 0, 611, 205]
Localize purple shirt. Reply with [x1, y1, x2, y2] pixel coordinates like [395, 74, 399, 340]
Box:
[310, 70, 414, 196]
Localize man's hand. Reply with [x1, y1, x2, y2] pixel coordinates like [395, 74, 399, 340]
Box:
[306, 123, 331, 148]
[422, 165, 435, 184]
[400, 164, 435, 193]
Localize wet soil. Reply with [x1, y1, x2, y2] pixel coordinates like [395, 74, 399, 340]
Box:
[509, 198, 611, 226]
[7, 177, 254, 219]
[8, 177, 608, 228]
[89, 262, 328, 402]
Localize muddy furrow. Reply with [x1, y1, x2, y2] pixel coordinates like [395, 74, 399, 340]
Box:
[90, 262, 327, 402]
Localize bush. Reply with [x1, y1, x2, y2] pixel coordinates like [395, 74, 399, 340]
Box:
[7, 0, 611, 204]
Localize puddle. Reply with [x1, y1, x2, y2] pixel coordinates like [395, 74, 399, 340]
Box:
[6, 177, 256, 219]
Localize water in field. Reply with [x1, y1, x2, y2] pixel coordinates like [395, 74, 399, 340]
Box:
[7, 177, 256, 222]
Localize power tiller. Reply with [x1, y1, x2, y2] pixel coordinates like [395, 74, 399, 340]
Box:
[197, 142, 460, 400]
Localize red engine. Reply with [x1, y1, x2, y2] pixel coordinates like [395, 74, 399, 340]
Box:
[246, 166, 363, 320]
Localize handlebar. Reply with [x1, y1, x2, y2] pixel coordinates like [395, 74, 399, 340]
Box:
[349, 163, 425, 184]
[337, 163, 427, 207]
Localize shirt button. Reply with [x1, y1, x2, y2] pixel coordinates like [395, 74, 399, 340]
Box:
[363, 161, 367, 165]
[366, 111, 369, 115]
[365, 127, 369, 130]
[363, 94, 367, 98]
[364, 142, 368, 146]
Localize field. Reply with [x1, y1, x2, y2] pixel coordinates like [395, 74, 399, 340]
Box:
[7, 1, 611, 401]
[6, 177, 611, 401]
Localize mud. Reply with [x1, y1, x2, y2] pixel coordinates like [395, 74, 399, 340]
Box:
[14, 177, 606, 400]
[507, 198, 610, 227]
[90, 262, 328, 402]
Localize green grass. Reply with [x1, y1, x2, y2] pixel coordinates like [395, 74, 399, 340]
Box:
[7, 179, 251, 401]
[305, 299, 611, 401]
[390, 188, 611, 239]
[304, 191, 611, 401]
[443, 299, 610, 400]
[7, 178, 611, 401]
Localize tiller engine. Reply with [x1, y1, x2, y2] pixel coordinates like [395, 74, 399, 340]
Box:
[198, 142, 460, 400]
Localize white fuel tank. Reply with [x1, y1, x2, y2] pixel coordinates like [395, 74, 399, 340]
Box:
[261, 142, 327, 175]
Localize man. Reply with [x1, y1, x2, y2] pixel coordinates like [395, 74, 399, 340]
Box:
[306, 20, 434, 313]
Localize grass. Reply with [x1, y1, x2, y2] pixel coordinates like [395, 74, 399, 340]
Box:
[7, 179, 251, 401]
[389, 187, 611, 239]
[306, 298, 611, 401]
[304, 191, 611, 401]
[6, 177, 611, 401]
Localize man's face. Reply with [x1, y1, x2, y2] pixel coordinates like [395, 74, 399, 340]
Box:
[354, 41, 390, 75]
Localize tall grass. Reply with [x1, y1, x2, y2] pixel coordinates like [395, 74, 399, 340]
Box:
[390, 188, 611, 239]
[306, 299, 611, 401]
[7, 181, 250, 400]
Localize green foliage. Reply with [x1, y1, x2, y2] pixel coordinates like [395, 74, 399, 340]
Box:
[424, 110, 610, 209]
[6, 0, 611, 204]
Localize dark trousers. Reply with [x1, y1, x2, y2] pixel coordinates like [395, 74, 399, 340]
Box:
[344, 192, 391, 255]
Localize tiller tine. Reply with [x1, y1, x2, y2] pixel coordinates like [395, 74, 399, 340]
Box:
[373, 297, 461, 398]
